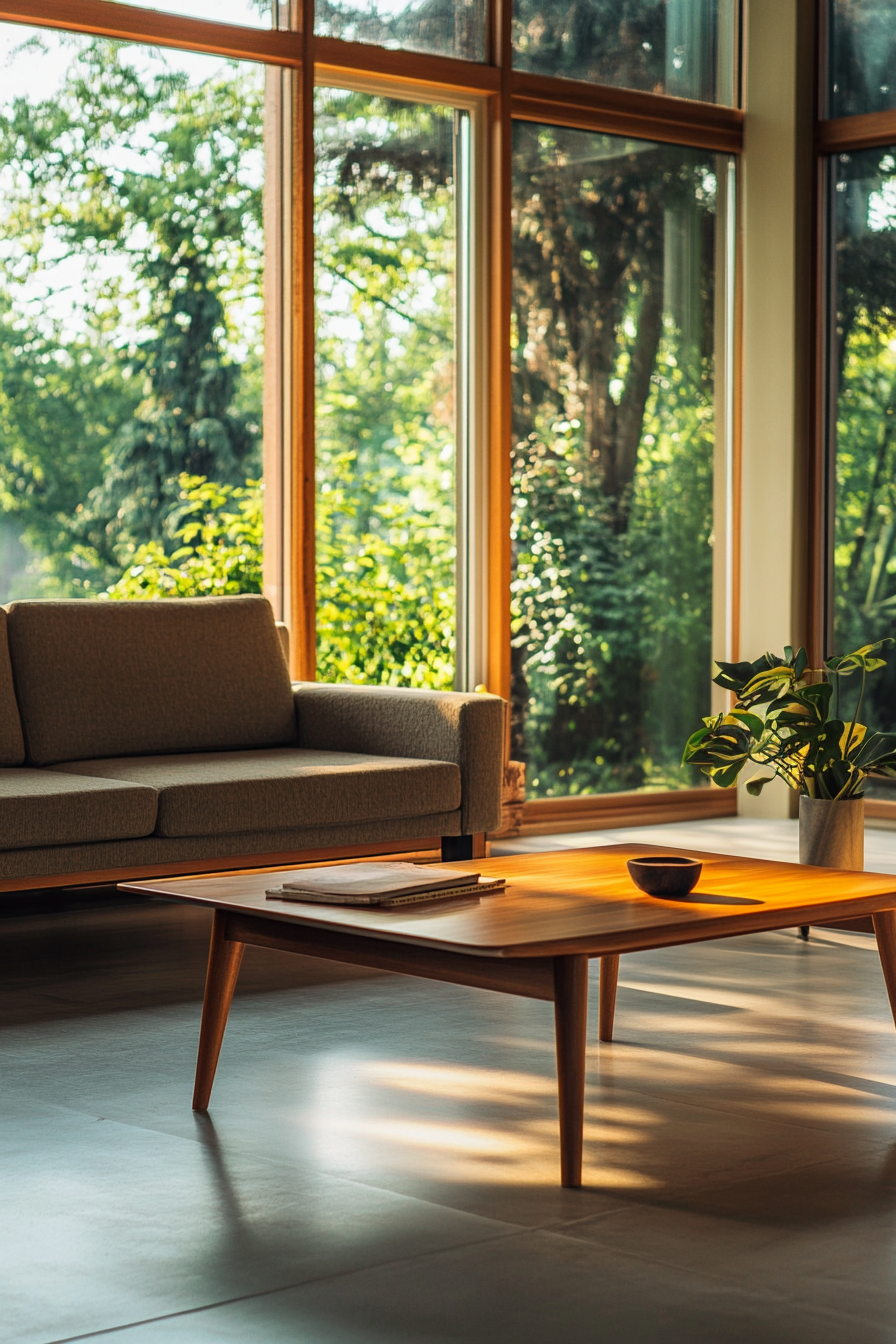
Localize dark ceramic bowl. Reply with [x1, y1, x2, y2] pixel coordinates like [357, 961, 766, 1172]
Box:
[627, 855, 702, 898]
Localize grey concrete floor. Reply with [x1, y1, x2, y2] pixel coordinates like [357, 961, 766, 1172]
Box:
[5, 819, 896, 1342]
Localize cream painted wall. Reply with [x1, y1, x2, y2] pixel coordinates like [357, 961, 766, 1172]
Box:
[736, 0, 811, 820]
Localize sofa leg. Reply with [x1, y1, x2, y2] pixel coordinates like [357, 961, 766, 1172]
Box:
[441, 834, 486, 862]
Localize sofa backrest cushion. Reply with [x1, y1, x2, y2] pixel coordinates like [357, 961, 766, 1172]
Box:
[7, 595, 297, 765]
[0, 609, 25, 767]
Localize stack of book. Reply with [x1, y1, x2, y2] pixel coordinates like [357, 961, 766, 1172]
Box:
[266, 861, 505, 908]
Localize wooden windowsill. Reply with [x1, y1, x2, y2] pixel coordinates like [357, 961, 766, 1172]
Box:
[518, 787, 736, 837]
[865, 799, 896, 828]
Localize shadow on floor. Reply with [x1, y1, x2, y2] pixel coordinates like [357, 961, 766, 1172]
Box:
[0, 891, 383, 1027]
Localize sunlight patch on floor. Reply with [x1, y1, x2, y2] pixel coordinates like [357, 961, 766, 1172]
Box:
[319, 1111, 662, 1188]
[360, 1060, 556, 1102]
[304, 1056, 666, 1187]
[619, 979, 766, 1011]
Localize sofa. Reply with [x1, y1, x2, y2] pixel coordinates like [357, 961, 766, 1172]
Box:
[0, 595, 505, 891]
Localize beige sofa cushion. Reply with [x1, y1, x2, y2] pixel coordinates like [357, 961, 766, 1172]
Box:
[0, 768, 157, 850]
[50, 748, 461, 838]
[7, 595, 296, 766]
[0, 610, 24, 767]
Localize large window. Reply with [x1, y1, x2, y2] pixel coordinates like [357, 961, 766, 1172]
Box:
[820, 2, 896, 812]
[510, 126, 726, 797]
[829, 0, 896, 118]
[0, 0, 742, 822]
[829, 149, 896, 747]
[314, 90, 459, 688]
[315, 0, 487, 60]
[109, 0, 273, 23]
[0, 25, 266, 602]
[512, 0, 738, 104]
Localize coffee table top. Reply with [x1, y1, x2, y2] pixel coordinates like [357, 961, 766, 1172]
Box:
[121, 843, 896, 960]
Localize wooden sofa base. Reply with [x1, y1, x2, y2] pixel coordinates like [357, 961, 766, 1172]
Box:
[0, 833, 489, 895]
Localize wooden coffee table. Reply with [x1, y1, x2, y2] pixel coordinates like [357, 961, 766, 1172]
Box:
[123, 844, 896, 1188]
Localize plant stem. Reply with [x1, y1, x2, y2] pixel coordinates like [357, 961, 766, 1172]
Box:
[843, 664, 867, 760]
[833, 667, 840, 721]
[754, 749, 801, 792]
[761, 730, 806, 786]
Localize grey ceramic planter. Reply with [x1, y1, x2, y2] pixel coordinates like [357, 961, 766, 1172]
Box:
[798, 795, 865, 871]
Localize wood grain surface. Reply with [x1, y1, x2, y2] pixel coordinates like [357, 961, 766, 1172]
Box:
[0, 0, 303, 65]
[122, 843, 896, 960]
[510, 72, 744, 153]
[817, 109, 896, 153]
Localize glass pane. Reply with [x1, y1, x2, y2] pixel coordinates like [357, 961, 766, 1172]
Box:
[830, 1, 896, 118]
[831, 146, 896, 797]
[109, 0, 273, 26]
[0, 26, 265, 600]
[512, 0, 737, 104]
[315, 0, 486, 62]
[314, 89, 457, 688]
[511, 124, 723, 798]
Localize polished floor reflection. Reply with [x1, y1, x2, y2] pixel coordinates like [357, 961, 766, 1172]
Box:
[4, 821, 896, 1341]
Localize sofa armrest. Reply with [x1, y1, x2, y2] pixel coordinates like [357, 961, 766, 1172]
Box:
[293, 682, 505, 836]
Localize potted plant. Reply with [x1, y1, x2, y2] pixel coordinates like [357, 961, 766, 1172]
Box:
[682, 641, 896, 870]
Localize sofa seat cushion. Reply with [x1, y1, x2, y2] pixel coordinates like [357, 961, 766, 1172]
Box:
[49, 749, 462, 839]
[0, 769, 158, 850]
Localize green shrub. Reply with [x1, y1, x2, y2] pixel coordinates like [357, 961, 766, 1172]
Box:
[104, 475, 262, 599]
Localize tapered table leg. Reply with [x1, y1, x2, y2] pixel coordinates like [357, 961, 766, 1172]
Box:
[873, 908, 896, 1032]
[598, 954, 620, 1042]
[193, 910, 245, 1112]
[553, 954, 589, 1188]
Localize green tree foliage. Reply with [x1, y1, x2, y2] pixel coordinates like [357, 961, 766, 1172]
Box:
[511, 125, 718, 795]
[512, 0, 728, 102]
[0, 35, 263, 592]
[314, 90, 456, 689]
[832, 148, 896, 744]
[513, 0, 665, 87]
[104, 474, 262, 599]
[0, 299, 138, 591]
[315, 0, 483, 61]
[830, 0, 896, 118]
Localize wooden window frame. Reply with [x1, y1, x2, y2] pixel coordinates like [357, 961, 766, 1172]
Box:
[0, 0, 745, 830]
